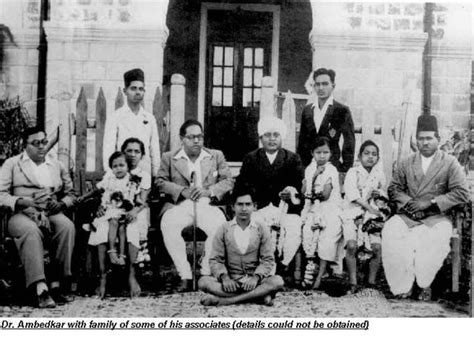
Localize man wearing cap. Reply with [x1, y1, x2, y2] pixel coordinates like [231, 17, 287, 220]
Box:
[382, 115, 469, 300]
[297, 68, 355, 171]
[103, 68, 161, 177]
[236, 117, 304, 279]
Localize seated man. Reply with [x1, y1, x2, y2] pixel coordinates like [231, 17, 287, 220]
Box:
[0, 127, 76, 308]
[156, 119, 234, 292]
[198, 187, 284, 306]
[382, 115, 469, 300]
[236, 116, 304, 277]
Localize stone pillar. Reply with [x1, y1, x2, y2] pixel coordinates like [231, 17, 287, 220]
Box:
[169, 73, 185, 152]
[259, 76, 275, 119]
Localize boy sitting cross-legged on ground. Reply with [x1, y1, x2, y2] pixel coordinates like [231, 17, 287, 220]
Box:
[198, 186, 284, 306]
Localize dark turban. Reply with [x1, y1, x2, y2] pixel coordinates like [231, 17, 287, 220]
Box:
[416, 115, 438, 134]
[124, 68, 144, 88]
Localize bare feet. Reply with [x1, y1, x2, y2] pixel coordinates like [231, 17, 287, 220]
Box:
[200, 294, 221, 306]
[312, 277, 322, 290]
[263, 294, 274, 307]
[108, 250, 121, 265]
[97, 275, 107, 299]
[129, 274, 141, 298]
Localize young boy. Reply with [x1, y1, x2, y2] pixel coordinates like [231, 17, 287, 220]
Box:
[198, 186, 284, 306]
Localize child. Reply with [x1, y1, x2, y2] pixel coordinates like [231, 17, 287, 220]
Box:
[341, 140, 390, 294]
[301, 137, 342, 290]
[88, 151, 142, 298]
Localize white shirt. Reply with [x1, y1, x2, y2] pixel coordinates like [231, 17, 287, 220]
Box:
[230, 218, 258, 254]
[102, 104, 161, 177]
[421, 153, 435, 175]
[174, 148, 212, 188]
[265, 151, 278, 165]
[312, 95, 334, 132]
[24, 152, 54, 188]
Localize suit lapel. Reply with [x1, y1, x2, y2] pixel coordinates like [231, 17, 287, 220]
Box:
[410, 153, 424, 188]
[173, 157, 191, 183]
[271, 149, 285, 171]
[200, 151, 213, 184]
[416, 151, 443, 195]
[319, 103, 334, 134]
[18, 156, 41, 187]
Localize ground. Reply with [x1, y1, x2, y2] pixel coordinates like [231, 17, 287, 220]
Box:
[0, 288, 468, 318]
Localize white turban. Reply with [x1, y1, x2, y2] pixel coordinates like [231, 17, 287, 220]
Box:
[257, 117, 287, 139]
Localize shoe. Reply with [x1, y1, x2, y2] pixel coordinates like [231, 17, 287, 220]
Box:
[176, 279, 193, 293]
[37, 290, 56, 309]
[417, 287, 432, 301]
[50, 287, 73, 305]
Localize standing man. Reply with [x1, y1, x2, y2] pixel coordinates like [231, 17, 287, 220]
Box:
[0, 127, 76, 308]
[198, 187, 284, 306]
[297, 68, 355, 172]
[103, 68, 161, 177]
[156, 119, 234, 292]
[236, 117, 304, 278]
[382, 115, 469, 300]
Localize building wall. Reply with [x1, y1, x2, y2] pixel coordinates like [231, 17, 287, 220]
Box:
[0, 0, 41, 121]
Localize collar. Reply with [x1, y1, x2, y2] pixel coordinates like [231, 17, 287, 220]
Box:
[312, 95, 334, 110]
[230, 217, 258, 229]
[21, 151, 52, 165]
[124, 103, 146, 117]
[173, 147, 211, 161]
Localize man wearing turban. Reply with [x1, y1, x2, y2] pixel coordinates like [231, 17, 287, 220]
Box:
[103, 68, 161, 177]
[382, 115, 469, 300]
[236, 116, 304, 281]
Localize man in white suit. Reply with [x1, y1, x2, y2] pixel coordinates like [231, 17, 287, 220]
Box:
[382, 115, 469, 300]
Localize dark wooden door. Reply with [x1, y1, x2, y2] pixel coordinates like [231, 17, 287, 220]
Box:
[205, 9, 273, 161]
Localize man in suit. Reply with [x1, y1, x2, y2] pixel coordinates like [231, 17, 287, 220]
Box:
[156, 119, 234, 292]
[382, 115, 469, 300]
[103, 68, 161, 177]
[297, 68, 355, 172]
[198, 187, 284, 306]
[236, 117, 304, 277]
[0, 127, 76, 308]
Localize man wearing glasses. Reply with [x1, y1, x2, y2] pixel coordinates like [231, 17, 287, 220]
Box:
[103, 68, 161, 177]
[236, 117, 304, 282]
[0, 127, 76, 308]
[156, 119, 234, 292]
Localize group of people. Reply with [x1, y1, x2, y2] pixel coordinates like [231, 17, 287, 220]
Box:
[0, 67, 469, 309]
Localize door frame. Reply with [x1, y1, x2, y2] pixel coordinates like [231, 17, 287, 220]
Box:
[198, 2, 281, 128]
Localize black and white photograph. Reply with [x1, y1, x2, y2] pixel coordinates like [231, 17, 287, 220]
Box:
[0, 0, 472, 331]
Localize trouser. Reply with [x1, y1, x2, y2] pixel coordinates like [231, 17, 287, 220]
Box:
[253, 209, 301, 266]
[8, 213, 75, 288]
[161, 200, 226, 279]
[382, 215, 452, 295]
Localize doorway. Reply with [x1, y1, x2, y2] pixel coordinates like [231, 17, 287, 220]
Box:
[203, 7, 274, 161]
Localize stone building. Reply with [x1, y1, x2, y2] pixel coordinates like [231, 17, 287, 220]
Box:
[0, 0, 472, 167]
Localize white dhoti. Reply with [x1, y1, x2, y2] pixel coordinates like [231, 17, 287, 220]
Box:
[382, 214, 452, 295]
[160, 199, 226, 279]
[253, 205, 301, 266]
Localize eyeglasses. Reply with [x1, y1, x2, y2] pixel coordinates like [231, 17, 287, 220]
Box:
[262, 132, 281, 139]
[183, 134, 204, 141]
[27, 139, 49, 147]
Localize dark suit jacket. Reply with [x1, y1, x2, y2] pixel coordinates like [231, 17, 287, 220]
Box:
[236, 148, 304, 214]
[297, 100, 355, 172]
